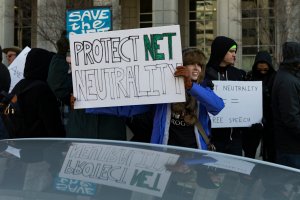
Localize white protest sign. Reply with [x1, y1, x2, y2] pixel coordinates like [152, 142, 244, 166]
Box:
[8, 47, 31, 92]
[59, 143, 179, 197]
[210, 81, 262, 128]
[69, 25, 185, 109]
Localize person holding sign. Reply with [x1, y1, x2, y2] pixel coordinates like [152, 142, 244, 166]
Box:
[272, 42, 300, 169]
[47, 31, 127, 140]
[205, 36, 246, 156]
[244, 51, 276, 162]
[87, 48, 225, 150]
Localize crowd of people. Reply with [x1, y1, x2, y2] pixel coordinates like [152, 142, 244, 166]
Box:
[0, 33, 299, 169]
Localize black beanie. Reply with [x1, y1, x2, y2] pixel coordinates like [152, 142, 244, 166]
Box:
[207, 36, 237, 68]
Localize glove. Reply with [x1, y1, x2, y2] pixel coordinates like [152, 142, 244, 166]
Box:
[174, 66, 193, 89]
[250, 123, 263, 131]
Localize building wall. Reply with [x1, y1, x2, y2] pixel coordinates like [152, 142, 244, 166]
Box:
[0, 0, 14, 65]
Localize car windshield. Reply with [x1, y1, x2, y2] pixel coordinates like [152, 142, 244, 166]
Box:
[0, 138, 299, 200]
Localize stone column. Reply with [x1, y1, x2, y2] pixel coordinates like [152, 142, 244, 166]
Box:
[0, 0, 14, 64]
[217, 0, 242, 68]
[152, 0, 178, 27]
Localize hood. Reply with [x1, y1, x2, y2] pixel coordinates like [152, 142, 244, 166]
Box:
[282, 42, 300, 65]
[251, 51, 275, 75]
[206, 36, 237, 68]
[24, 48, 55, 81]
[56, 30, 69, 56]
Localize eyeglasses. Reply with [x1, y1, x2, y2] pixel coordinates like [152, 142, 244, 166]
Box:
[6, 54, 16, 58]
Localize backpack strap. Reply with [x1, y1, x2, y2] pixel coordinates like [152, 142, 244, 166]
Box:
[11, 80, 45, 104]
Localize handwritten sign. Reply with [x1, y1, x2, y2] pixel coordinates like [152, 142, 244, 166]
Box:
[66, 7, 112, 36]
[69, 25, 185, 109]
[59, 143, 179, 197]
[8, 47, 31, 92]
[210, 81, 262, 128]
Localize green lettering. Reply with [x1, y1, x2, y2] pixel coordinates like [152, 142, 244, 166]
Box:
[163, 32, 176, 59]
[130, 169, 160, 191]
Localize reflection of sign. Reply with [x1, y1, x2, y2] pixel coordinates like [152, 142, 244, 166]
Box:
[203, 155, 255, 175]
[69, 25, 185, 109]
[210, 81, 262, 128]
[59, 143, 179, 197]
[8, 47, 31, 92]
[54, 177, 97, 196]
[66, 7, 112, 36]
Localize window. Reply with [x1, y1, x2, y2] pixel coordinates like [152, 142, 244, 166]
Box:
[189, 0, 217, 55]
[241, 0, 275, 70]
[14, 0, 32, 48]
[140, 0, 152, 28]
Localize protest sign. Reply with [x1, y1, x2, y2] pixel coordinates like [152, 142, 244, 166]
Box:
[59, 143, 179, 197]
[66, 6, 112, 36]
[69, 25, 185, 109]
[210, 81, 262, 128]
[8, 47, 31, 92]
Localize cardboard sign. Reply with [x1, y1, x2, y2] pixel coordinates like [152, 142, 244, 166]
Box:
[59, 143, 179, 197]
[210, 81, 263, 128]
[69, 25, 185, 109]
[66, 7, 112, 36]
[8, 47, 31, 92]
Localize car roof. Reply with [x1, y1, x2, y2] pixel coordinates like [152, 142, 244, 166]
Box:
[0, 138, 299, 200]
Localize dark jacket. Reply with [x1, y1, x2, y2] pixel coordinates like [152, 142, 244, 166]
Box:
[11, 48, 65, 138]
[246, 51, 276, 124]
[0, 45, 11, 93]
[272, 42, 300, 154]
[245, 51, 277, 161]
[205, 36, 246, 154]
[0, 63, 10, 93]
[47, 50, 126, 140]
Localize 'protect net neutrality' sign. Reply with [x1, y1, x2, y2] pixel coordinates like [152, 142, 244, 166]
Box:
[69, 25, 185, 109]
[59, 143, 179, 197]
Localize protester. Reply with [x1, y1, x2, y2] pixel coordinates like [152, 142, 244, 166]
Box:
[87, 47, 225, 150]
[2, 46, 22, 65]
[0, 45, 10, 139]
[272, 41, 300, 169]
[10, 48, 65, 138]
[47, 31, 127, 140]
[205, 36, 246, 156]
[243, 51, 276, 162]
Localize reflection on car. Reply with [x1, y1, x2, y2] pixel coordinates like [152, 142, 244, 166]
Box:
[0, 138, 299, 200]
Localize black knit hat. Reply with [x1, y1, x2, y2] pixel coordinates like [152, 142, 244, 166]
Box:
[207, 36, 237, 68]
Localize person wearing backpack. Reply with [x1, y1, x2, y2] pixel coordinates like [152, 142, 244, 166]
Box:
[9, 48, 65, 138]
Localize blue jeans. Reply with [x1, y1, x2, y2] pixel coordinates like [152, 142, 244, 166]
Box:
[0, 116, 9, 139]
[276, 152, 300, 169]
